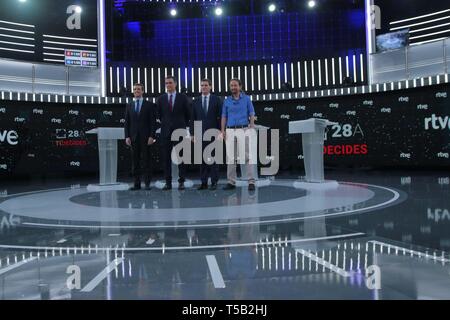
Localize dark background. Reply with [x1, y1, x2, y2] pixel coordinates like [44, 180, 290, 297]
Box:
[1, 83, 449, 179]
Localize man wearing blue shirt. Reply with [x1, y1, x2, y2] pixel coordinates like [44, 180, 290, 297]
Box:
[221, 79, 257, 191]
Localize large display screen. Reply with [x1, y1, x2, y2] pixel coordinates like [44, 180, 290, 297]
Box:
[0, 0, 98, 64]
[1, 84, 449, 178]
[376, 29, 410, 53]
[117, 9, 366, 65]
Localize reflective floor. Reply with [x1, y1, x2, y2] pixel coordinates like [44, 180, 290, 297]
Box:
[0, 170, 449, 300]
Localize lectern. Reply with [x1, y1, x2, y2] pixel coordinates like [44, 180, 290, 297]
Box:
[86, 127, 129, 192]
[289, 118, 336, 183]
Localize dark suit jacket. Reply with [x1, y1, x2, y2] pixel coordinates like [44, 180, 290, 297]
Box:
[190, 95, 223, 133]
[156, 93, 191, 142]
[124, 99, 157, 142]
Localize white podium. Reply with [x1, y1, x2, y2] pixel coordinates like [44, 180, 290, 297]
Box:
[289, 118, 337, 184]
[86, 128, 129, 192]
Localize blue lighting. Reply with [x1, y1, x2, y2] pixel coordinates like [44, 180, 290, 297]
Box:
[121, 9, 366, 65]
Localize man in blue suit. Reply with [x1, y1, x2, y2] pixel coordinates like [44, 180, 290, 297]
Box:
[191, 79, 223, 190]
[156, 76, 192, 191]
[125, 83, 157, 191]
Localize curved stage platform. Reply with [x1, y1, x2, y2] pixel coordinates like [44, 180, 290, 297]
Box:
[0, 171, 449, 300]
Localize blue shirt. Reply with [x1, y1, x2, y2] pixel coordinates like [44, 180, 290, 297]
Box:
[222, 93, 255, 127]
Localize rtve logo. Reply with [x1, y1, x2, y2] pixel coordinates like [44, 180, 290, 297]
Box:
[69, 110, 80, 116]
[0, 130, 18, 145]
[435, 92, 448, 98]
[398, 97, 409, 103]
[424, 115, 450, 130]
[0, 107, 6, 113]
[363, 100, 374, 106]
[417, 104, 429, 110]
[70, 161, 81, 167]
[400, 153, 411, 159]
[14, 117, 25, 123]
[86, 119, 96, 124]
[312, 113, 323, 118]
[296, 105, 306, 111]
[437, 152, 449, 159]
[33, 109, 44, 115]
[264, 107, 274, 112]
[103, 111, 113, 116]
[280, 114, 290, 120]
[328, 103, 339, 109]
[51, 118, 62, 124]
[346, 111, 356, 116]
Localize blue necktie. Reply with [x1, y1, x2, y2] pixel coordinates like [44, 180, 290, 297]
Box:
[203, 96, 208, 115]
[135, 100, 141, 114]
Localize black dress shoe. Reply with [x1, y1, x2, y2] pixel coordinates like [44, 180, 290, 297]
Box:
[210, 183, 218, 191]
[197, 184, 208, 190]
[130, 185, 141, 191]
[223, 183, 236, 190]
[162, 184, 172, 191]
[248, 183, 256, 191]
[178, 183, 185, 191]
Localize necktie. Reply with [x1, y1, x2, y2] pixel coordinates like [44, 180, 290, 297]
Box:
[169, 94, 173, 112]
[203, 96, 208, 115]
[135, 100, 141, 114]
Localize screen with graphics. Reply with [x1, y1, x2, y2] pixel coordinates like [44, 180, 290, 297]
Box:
[0, 0, 98, 64]
[121, 10, 366, 65]
[0, 84, 449, 177]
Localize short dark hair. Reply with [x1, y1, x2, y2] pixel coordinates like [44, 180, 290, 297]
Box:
[201, 78, 212, 86]
[133, 83, 144, 91]
[165, 76, 177, 84]
[230, 78, 242, 86]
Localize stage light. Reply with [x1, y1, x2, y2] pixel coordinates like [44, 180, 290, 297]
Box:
[170, 9, 177, 17]
[268, 4, 277, 12]
[308, 0, 316, 8]
[75, 6, 82, 13]
[215, 7, 223, 16]
[18, 0, 27, 2]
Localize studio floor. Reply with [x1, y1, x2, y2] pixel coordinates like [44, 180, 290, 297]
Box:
[0, 169, 449, 300]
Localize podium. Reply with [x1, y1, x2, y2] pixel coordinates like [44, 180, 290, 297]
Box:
[86, 128, 129, 192]
[289, 118, 336, 183]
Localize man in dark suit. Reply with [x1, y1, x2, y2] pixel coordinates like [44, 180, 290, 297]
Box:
[125, 83, 157, 191]
[190, 79, 223, 190]
[156, 76, 191, 191]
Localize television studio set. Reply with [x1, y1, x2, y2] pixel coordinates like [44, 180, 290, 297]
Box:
[0, 0, 449, 306]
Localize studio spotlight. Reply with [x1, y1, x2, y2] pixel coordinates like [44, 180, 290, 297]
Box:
[308, 0, 316, 8]
[170, 9, 178, 17]
[18, 0, 27, 2]
[215, 7, 223, 16]
[75, 6, 82, 13]
[268, 3, 277, 13]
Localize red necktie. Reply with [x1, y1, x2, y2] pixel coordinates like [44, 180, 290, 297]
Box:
[169, 94, 173, 112]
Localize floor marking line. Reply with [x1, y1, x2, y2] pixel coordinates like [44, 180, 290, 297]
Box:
[368, 240, 449, 262]
[0, 257, 37, 276]
[295, 249, 351, 277]
[206, 255, 226, 289]
[81, 258, 124, 292]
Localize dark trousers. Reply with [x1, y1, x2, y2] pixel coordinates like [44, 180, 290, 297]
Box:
[200, 141, 219, 184]
[162, 137, 186, 185]
[131, 138, 152, 186]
